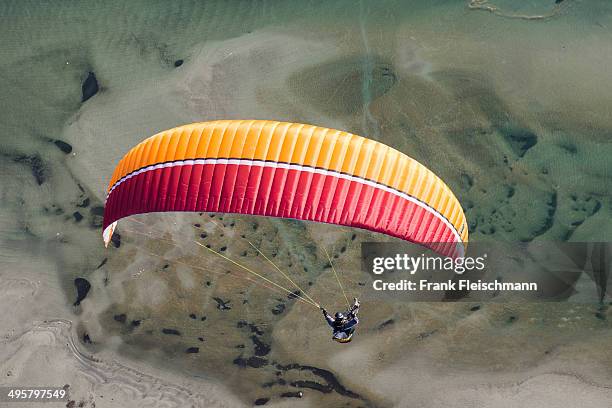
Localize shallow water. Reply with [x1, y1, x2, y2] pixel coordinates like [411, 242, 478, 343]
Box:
[1, 1, 611, 407]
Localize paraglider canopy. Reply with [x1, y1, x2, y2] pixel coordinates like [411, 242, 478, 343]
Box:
[102, 120, 468, 257]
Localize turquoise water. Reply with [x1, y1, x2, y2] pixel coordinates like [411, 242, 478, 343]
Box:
[1, 1, 611, 407]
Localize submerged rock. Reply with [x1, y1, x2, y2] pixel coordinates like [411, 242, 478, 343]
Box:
[113, 314, 126, 323]
[53, 139, 73, 154]
[276, 363, 361, 399]
[14, 155, 46, 185]
[251, 335, 271, 356]
[73, 278, 91, 306]
[271, 303, 285, 315]
[281, 391, 303, 398]
[77, 197, 90, 208]
[213, 297, 231, 310]
[290, 380, 330, 393]
[81, 71, 99, 102]
[111, 233, 121, 248]
[500, 127, 538, 158]
[287, 290, 301, 300]
[233, 356, 268, 368]
[236, 320, 264, 335]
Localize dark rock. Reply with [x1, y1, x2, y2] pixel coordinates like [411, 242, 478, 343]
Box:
[130, 320, 141, 327]
[251, 335, 271, 356]
[14, 155, 46, 185]
[174, 59, 184, 67]
[113, 314, 126, 323]
[290, 380, 331, 393]
[233, 356, 268, 368]
[237, 320, 264, 335]
[262, 378, 286, 387]
[271, 303, 285, 315]
[185, 347, 199, 353]
[287, 290, 301, 300]
[111, 233, 121, 248]
[77, 197, 90, 208]
[53, 140, 73, 154]
[198, 337, 204, 342]
[162, 328, 181, 336]
[276, 363, 361, 399]
[73, 278, 91, 306]
[213, 297, 231, 310]
[189, 313, 197, 319]
[81, 71, 99, 102]
[201, 316, 206, 321]
[281, 391, 303, 398]
[247, 356, 268, 368]
[73, 211, 83, 222]
[254, 398, 269, 405]
[501, 127, 537, 157]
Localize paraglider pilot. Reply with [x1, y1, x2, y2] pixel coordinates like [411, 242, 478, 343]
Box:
[321, 298, 360, 343]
